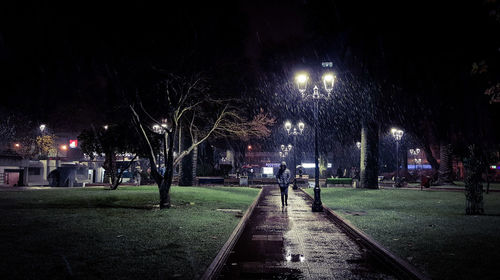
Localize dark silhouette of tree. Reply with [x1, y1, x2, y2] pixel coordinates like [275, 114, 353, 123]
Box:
[131, 72, 274, 209]
[78, 123, 139, 190]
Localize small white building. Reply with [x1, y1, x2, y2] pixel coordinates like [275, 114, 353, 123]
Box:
[0, 154, 50, 186]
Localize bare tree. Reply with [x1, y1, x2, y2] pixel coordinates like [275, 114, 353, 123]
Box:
[131, 73, 274, 209]
[0, 114, 16, 150]
[79, 124, 138, 190]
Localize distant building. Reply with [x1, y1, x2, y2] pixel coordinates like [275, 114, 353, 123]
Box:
[0, 153, 47, 186]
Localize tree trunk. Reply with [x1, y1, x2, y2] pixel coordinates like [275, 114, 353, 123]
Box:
[422, 143, 439, 172]
[191, 134, 198, 184]
[359, 121, 379, 189]
[438, 142, 454, 185]
[178, 124, 194, 186]
[159, 126, 176, 209]
[104, 151, 118, 190]
[159, 178, 171, 209]
[464, 144, 484, 215]
[130, 105, 174, 209]
[110, 177, 120, 190]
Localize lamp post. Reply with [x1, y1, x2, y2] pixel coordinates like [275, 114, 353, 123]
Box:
[280, 143, 292, 158]
[391, 128, 404, 187]
[409, 148, 421, 175]
[38, 124, 48, 185]
[39, 124, 46, 135]
[415, 158, 422, 172]
[153, 124, 161, 165]
[152, 119, 169, 172]
[355, 141, 361, 182]
[56, 144, 68, 167]
[152, 124, 164, 168]
[295, 71, 335, 212]
[285, 121, 304, 189]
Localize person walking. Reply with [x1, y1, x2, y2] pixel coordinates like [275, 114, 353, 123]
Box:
[276, 161, 291, 207]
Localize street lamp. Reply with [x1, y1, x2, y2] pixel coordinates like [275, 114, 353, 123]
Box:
[285, 121, 305, 189]
[152, 120, 169, 167]
[356, 141, 361, 150]
[415, 158, 422, 189]
[295, 71, 336, 212]
[409, 148, 421, 175]
[152, 124, 161, 134]
[280, 144, 292, 158]
[39, 124, 46, 135]
[391, 128, 404, 187]
[415, 158, 422, 172]
[55, 144, 68, 167]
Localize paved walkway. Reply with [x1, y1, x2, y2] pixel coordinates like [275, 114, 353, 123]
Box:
[218, 186, 398, 279]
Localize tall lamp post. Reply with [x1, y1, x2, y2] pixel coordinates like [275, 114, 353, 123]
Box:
[415, 158, 422, 173]
[152, 124, 163, 166]
[391, 128, 404, 187]
[285, 121, 304, 189]
[56, 144, 68, 168]
[355, 141, 361, 182]
[415, 158, 422, 190]
[409, 148, 421, 175]
[37, 124, 48, 185]
[152, 119, 169, 170]
[295, 71, 335, 212]
[280, 144, 292, 158]
[39, 124, 46, 135]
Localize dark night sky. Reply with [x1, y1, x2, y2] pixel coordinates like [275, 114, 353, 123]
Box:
[0, 1, 498, 133]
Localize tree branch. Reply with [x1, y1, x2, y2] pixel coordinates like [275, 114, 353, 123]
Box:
[130, 105, 162, 182]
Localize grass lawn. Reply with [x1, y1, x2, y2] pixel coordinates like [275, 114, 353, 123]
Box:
[305, 187, 500, 280]
[449, 181, 500, 190]
[0, 186, 259, 280]
[405, 181, 500, 190]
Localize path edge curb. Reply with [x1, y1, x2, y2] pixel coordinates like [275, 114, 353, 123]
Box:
[299, 188, 430, 280]
[201, 187, 263, 280]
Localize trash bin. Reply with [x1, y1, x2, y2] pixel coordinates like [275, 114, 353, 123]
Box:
[421, 176, 431, 188]
[352, 179, 359, 188]
[239, 176, 248, 186]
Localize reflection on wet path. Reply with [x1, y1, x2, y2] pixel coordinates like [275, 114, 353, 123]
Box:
[218, 186, 397, 279]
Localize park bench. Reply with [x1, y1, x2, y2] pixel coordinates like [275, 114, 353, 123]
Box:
[294, 175, 309, 188]
[325, 177, 353, 187]
[223, 178, 239, 185]
[197, 177, 225, 185]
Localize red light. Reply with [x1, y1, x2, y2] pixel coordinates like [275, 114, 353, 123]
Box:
[69, 140, 78, 148]
[248, 145, 252, 150]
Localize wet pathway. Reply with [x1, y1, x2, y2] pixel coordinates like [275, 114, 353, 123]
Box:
[218, 186, 398, 279]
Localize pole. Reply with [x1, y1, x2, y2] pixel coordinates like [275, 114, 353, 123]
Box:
[414, 156, 417, 176]
[293, 133, 297, 189]
[396, 140, 399, 186]
[158, 137, 162, 170]
[312, 99, 323, 212]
